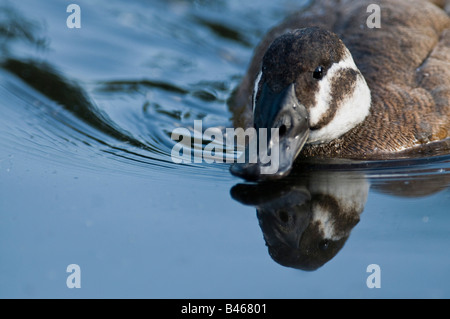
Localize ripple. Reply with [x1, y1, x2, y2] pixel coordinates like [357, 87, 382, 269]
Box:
[0, 0, 272, 182]
[0, 58, 236, 181]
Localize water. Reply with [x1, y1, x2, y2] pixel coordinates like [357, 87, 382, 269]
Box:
[0, 0, 449, 298]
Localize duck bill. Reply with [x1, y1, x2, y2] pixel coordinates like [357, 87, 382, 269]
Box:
[231, 83, 309, 181]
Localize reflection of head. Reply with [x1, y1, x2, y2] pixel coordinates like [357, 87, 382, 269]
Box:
[258, 193, 361, 271]
[232, 171, 369, 271]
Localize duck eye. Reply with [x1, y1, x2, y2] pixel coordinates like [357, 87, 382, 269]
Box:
[319, 239, 329, 251]
[313, 66, 324, 80]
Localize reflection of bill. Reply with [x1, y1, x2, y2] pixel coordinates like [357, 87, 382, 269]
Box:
[171, 120, 281, 175]
[231, 170, 369, 271]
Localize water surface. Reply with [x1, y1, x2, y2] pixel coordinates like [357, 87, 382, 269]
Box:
[0, 0, 449, 298]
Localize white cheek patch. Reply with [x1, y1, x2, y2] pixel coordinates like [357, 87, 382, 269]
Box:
[308, 50, 372, 144]
[252, 71, 263, 114]
[311, 205, 341, 241]
[308, 74, 371, 143]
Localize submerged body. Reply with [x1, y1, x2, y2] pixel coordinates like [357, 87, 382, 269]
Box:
[230, 0, 450, 179]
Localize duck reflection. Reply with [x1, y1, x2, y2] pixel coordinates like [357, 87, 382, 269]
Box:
[231, 166, 369, 271]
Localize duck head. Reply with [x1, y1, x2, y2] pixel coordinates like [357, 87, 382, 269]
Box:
[231, 27, 372, 180]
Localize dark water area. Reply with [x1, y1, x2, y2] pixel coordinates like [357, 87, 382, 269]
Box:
[0, 0, 449, 298]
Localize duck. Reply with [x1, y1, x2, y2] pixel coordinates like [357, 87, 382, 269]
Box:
[229, 0, 450, 180]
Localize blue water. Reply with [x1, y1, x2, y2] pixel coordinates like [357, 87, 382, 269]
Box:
[0, 0, 449, 298]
